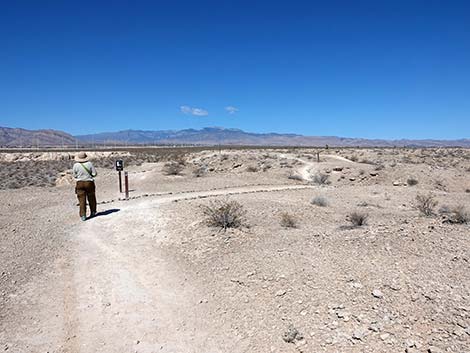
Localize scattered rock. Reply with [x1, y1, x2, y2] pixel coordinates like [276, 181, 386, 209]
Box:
[380, 333, 390, 341]
[283, 325, 303, 343]
[275, 289, 287, 297]
[372, 289, 384, 298]
[352, 329, 366, 340]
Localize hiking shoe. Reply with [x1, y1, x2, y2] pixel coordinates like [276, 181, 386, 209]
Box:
[81, 216, 86, 221]
[90, 212, 96, 218]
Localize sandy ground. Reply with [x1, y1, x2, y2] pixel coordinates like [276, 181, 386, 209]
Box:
[1, 148, 469, 353]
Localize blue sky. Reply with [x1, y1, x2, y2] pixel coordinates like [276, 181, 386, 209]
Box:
[1, 0, 469, 139]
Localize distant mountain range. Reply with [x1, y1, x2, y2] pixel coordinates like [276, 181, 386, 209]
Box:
[0, 127, 77, 147]
[1, 126, 469, 148]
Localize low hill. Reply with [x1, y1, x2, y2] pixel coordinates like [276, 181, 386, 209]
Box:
[0, 127, 77, 147]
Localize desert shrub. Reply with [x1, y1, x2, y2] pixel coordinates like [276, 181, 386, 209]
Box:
[447, 205, 470, 224]
[311, 196, 328, 207]
[288, 172, 303, 181]
[201, 199, 246, 230]
[438, 205, 451, 214]
[280, 212, 297, 228]
[162, 162, 184, 175]
[374, 164, 385, 171]
[349, 155, 359, 162]
[246, 165, 258, 172]
[262, 164, 272, 172]
[407, 177, 419, 186]
[415, 193, 438, 216]
[348, 211, 369, 227]
[192, 165, 207, 177]
[312, 173, 330, 185]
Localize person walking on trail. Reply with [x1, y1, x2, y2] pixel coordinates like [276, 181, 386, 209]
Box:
[73, 152, 98, 221]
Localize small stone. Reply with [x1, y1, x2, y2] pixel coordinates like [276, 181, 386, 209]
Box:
[380, 333, 390, 341]
[372, 289, 384, 298]
[275, 289, 287, 297]
[352, 329, 365, 340]
[393, 181, 401, 186]
[282, 325, 303, 343]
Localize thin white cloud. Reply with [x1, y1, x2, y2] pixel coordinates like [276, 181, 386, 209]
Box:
[225, 106, 239, 114]
[180, 105, 209, 116]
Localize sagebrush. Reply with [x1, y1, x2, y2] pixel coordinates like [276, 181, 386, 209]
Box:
[201, 199, 247, 230]
[415, 193, 438, 216]
[280, 212, 297, 228]
[311, 196, 328, 207]
[162, 162, 184, 175]
[348, 211, 369, 227]
[312, 173, 330, 185]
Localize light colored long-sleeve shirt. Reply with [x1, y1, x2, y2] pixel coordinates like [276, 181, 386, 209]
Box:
[73, 161, 98, 182]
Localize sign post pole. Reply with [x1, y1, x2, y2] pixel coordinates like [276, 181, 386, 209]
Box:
[118, 171, 122, 193]
[124, 172, 129, 200]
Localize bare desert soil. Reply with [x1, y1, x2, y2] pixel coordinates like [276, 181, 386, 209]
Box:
[1, 147, 469, 353]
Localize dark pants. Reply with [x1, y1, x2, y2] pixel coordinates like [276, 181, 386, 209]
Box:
[75, 181, 97, 217]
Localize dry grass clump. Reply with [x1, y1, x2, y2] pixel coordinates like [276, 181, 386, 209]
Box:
[446, 205, 470, 224]
[192, 165, 207, 177]
[280, 212, 298, 228]
[201, 199, 246, 230]
[415, 193, 438, 216]
[311, 196, 328, 207]
[407, 177, 419, 186]
[162, 161, 184, 175]
[348, 211, 369, 227]
[312, 173, 330, 185]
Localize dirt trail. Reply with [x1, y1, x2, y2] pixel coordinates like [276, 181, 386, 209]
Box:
[1, 157, 324, 352]
[60, 201, 218, 353]
[278, 153, 354, 182]
[2, 183, 315, 353]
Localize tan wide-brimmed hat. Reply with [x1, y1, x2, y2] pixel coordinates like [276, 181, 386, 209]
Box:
[75, 152, 89, 162]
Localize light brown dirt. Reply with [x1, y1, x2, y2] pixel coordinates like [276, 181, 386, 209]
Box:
[1, 148, 469, 353]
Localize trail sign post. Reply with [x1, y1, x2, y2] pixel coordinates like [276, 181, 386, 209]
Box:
[124, 171, 129, 199]
[115, 160, 124, 193]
